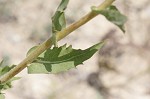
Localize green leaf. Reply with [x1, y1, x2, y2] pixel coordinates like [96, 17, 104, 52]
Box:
[26, 46, 45, 57]
[0, 66, 12, 77]
[0, 76, 20, 98]
[28, 42, 104, 74]
[26, 46, 38, 57]
[0, 77, 20, 90]
[91, 5, 127, 33]
[52, 0, 69, 32]
[0, 65, 16, 77]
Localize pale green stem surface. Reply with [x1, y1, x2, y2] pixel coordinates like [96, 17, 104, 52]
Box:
[0, 0, 115, 84]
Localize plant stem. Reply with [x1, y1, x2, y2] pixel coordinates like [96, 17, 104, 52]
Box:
[0, 0, 115, 84]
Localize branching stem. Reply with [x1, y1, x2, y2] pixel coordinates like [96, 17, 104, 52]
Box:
[0, 0, 115, 83]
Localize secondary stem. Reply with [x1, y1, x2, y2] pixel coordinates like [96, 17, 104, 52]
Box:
[0, 0, 115, 84]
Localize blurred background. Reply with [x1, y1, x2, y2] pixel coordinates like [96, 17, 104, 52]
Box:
[0, 0, 150, 99]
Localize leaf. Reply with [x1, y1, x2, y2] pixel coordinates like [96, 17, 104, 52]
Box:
[26, 46, 45, 57]
[52, 0, 69, 32]
[28, 42, 104, 74]
[0, 65, 16, 77]
[0, 77, 20, 90]
[91, 5, 127, 33]
[0, 66, 12, 77]
[26, 46, 38, 57]
[0, 76, 20, 98]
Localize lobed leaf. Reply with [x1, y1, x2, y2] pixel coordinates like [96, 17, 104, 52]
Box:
[91, 5, 127, 33]
[28, 42, 104, 74]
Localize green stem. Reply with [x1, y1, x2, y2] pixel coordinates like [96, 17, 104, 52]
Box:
[0, 0, 115, 84]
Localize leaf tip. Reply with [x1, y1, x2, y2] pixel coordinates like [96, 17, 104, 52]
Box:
[92, 41, 105, 50]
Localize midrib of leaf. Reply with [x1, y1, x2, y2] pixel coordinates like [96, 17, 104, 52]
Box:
[34, 49, 93, 64]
